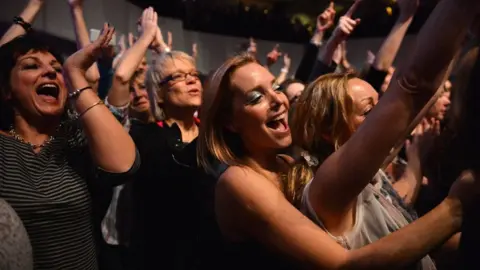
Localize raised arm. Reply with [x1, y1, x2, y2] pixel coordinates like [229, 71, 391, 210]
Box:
[294, 4, 335, 82]
[68, 0, 101, 92]
[63, 24, 136, 173]
[107, 7, 158, 107]
[317, 1, 361, 67]
[311, 0, 479, 217]
[192, 43, 198, 60]
[0, 0, 44, 46]
[219, 166, 474, 269]
[373, 0, 418, 71]
[275, 54, 291, 86]
[265, 44, 282, 70]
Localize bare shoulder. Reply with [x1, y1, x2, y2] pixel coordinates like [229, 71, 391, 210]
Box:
[217, 166, 284, 210]
[216, 166, 287, 233]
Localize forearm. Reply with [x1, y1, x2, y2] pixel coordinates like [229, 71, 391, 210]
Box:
[70, 6, 91, 49]
[70, 5, 101, 87]
[311, 30, 325, 47]
[392, 164, 422, 206]
[109, 35, 151, 106]
[373, 15, 413, 71]
[114, 35, 151, 82]
[318, 36, 342, 66]
[315, 0, 477, 211]
[69, 71, 136, 173]
[345, 198, 461, 270]
[0, 0, 43, 46]
[275, 68, 289, 85]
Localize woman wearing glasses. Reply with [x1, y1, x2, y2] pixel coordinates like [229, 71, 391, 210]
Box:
[127, 49, 222, 269]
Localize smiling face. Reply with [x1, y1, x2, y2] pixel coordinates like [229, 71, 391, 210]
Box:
[156, 55, 202, 111]
[229, 62, 291, 151]
[8, 50, 66, 120]
[129, 71, 151, 114]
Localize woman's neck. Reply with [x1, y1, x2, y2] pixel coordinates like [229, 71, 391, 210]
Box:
[163, 107, 198, 143]
[12, 114, 60, 146]
[243, 146, 284, 186]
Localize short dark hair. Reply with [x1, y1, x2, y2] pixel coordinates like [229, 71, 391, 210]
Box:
[0, 34, 64, 130]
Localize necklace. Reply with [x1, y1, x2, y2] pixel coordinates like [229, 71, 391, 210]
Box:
[8, 128, 55, 149]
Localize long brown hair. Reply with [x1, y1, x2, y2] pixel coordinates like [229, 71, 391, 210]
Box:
[286, 72, 356, 205]
[197, 53, 258, 175]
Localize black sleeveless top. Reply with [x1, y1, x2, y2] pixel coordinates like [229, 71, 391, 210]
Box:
[217, 241, 298, 270]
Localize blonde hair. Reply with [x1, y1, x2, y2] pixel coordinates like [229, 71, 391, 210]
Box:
[146, 51, 196, 120]
[197, 53, 258, 174]
[286, 72, 357, 205]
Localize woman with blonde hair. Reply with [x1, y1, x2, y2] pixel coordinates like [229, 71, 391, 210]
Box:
[289, 72, 433, 268]
[127, 45, 222, 268]
[197, 0, 480, 268]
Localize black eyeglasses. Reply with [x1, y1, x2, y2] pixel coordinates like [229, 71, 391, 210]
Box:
[159, 71, 200, 86]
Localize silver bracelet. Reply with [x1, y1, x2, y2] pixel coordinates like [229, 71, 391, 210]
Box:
[68, 86, 92, 99]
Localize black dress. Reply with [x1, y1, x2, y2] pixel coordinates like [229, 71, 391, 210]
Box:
[127, 121, 222, 270]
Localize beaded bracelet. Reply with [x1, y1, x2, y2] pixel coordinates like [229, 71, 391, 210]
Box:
[78, 100, 104, 118]
[68, 86, 92, 99]
[13, 16, 32, 32]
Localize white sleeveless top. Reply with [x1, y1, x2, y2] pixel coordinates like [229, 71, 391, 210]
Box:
[301, 170, 436, 270]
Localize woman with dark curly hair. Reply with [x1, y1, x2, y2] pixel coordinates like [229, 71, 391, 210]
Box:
[0, 24, 139, 269]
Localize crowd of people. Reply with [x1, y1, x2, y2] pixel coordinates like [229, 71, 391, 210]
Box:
[1, 0, 480, 269]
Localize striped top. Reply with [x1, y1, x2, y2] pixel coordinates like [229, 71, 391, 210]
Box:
[0, 123, 138, 269]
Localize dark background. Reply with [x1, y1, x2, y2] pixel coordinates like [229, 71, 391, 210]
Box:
[128, 0, 439, 43]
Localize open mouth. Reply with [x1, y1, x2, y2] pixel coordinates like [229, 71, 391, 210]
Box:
[266, 113, 289, 132]
[188, 88, 201, 94]
[36, 83, 60, 100]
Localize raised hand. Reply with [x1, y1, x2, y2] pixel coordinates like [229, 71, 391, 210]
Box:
[330, 0, 362, 42]
[118, 34, 126, 52]
[167, 31, 173, 49]
[248, 37, 257, 54]
[366, 50, 376, 65]
[317, 2, 336, 31]
[266, 44, 282, 66]
[128, 32, 135, 48]
[63, 23, 115, 76]
[283, 54, 291, 69]
[139, 7, 158, 40]
[150, 26, 170, 53]
[192, 43, 198, 59]
[406, 118, 440, 164]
